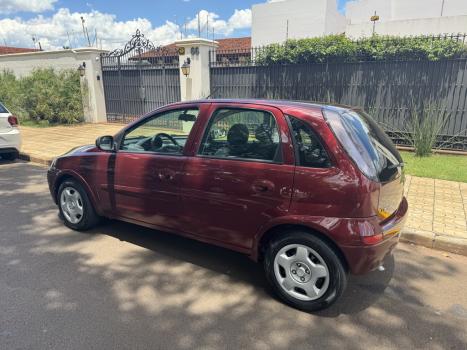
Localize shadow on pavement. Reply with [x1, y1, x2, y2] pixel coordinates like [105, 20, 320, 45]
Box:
[1, 162, 466, 350]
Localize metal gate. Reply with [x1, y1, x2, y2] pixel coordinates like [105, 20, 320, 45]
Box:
[101, 30, 181, 123]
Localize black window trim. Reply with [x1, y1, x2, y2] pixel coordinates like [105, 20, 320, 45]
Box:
[285, 114, 333, 169]
[195, 106, 284, 165]
[117, 106, 200, 156]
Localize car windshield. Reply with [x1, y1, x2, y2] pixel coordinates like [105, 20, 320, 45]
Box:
[0, 102, 9, 113]
[323, 108, 403, 182]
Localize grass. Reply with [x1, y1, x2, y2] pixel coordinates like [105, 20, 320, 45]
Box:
[19, 119, 84, 128]
[400, 151, 467, 183]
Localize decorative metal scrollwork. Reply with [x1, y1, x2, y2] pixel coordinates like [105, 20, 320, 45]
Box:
[102, 29, 166, 58]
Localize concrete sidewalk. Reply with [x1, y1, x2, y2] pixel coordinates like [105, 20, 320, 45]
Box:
[17, 124, 467, 256]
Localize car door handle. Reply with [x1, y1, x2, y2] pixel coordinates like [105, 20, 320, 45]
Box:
[252, 180, 274, 193]
[157, 171, 174, 181]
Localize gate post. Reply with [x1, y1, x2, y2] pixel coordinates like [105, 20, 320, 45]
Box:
[175, 38, 218, 101]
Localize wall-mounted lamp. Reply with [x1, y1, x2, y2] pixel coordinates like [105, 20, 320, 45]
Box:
[181, 58, 191, 77]
[77, 62, 86, 77]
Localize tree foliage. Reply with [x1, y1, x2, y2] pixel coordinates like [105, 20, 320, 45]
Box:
[255, 35, 467, 65]
[0, 68, 84, 125]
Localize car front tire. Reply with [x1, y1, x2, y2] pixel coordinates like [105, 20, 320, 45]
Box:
[264, 230, 347, 312]
[57, 179, 99, 231]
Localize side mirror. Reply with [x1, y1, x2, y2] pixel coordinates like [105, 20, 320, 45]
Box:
[96, 135, 115, 152]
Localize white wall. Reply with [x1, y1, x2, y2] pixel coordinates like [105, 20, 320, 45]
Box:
[252, 0, 346, 47]
[0, 48, 107, 123]
[175, 38, 218, 101]
[347, 0, 467, 23]
[346, 0, 391, 24]
[347, 15, 467, 38]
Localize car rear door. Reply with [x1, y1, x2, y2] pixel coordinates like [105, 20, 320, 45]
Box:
[178, 103, 295, 252]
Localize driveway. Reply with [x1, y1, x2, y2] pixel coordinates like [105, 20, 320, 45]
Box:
[1, 161, 467, 350]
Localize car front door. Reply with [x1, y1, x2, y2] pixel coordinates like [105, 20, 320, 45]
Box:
[179, 103, 296, 252]
[103, 104, 206, 231]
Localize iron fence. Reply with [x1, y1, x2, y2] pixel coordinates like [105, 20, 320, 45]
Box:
[101, 30, 180, 123]
[209, 35, 467, 151]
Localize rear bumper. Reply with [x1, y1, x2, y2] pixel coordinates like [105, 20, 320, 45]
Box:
[341, 196, 408, 275]
[0, 128, 21, 153]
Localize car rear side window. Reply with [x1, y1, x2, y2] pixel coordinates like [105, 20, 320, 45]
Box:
[198, 108, 281, 162]
[323, 108, 403, 182]
[287, 115, 330, 168]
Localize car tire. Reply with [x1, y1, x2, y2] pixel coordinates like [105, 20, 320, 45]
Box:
[57, 179, 99, 231]
[1, 152, 17, 161]
[264, 230, 347, 312]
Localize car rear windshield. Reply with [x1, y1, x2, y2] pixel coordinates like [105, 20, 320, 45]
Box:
[0, 103, 8, 113]
[323, 108, 403, 182]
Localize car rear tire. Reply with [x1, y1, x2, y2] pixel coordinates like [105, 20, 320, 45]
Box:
[1, 152, 17, 161]
[57, 179, 99, 231]
[264, 230, 347, 312]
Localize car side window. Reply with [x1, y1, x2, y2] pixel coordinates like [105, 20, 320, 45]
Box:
[198, 108, 281, 162]
[287, 115, 330, 168]
[120, 108, 199, 154]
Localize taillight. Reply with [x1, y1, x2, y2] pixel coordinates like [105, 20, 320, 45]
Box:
[8, 115, 19, 127]
[361, 234, 383, 245]
[358, 221, 383, 245]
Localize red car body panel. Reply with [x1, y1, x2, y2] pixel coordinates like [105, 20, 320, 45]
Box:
[47, 99, 408, 275]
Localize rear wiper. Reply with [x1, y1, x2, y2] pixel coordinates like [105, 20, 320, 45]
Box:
[388, 162, 405, 169]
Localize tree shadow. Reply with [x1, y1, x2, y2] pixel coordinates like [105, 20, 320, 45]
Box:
[1, 162, 466, 349]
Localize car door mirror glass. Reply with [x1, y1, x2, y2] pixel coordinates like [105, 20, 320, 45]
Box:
[96, 135, 115, 152]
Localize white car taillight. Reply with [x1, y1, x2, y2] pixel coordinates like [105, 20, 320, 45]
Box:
[8, 115, 19, 127]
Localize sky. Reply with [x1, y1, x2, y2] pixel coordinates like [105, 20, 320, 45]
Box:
[0, 0, 349, 50]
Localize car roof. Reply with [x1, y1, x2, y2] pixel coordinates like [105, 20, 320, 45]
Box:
[170, 98, 355, 116]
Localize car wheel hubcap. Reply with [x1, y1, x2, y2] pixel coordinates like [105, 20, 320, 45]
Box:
[60, 187, 84, 224]
[273, 244, 330, 301]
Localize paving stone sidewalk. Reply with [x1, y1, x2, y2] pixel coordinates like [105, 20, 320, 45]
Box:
[17, 124, 467, 255]
[19, 124, 123, 164]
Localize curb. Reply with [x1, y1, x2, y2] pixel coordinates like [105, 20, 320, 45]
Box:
[401, 228, 467, 257]
[19, 153, 52, 166]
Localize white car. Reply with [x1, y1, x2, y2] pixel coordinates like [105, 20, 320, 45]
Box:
[0, 102, 21, 160]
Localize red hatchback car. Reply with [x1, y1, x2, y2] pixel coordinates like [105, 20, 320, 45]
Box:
[47, 99, 408, 311]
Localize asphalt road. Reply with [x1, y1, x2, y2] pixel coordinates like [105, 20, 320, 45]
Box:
[1, 161, 467, 350]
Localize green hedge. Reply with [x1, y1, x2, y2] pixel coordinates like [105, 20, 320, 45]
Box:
[255, 35, 467, 65]
[0, 68, 84, 125]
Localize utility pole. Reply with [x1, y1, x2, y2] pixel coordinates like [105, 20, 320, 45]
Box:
[370, 11, 380, 36]
[286, 19, 289, 41]
[441, 0, 445, 16]
[80, 16, 91, 46]
[206, 13, 209, 39]
[198, 11, 201, 37]
[66, 31, 72, 49]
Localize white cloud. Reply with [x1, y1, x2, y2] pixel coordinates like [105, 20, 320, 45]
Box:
[0, 0, 57, 14]
[228, 9, 252, 29]
[0, 8, 181, 50]
[186, 9, 251, 36]
[0, 7, 251, 51]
